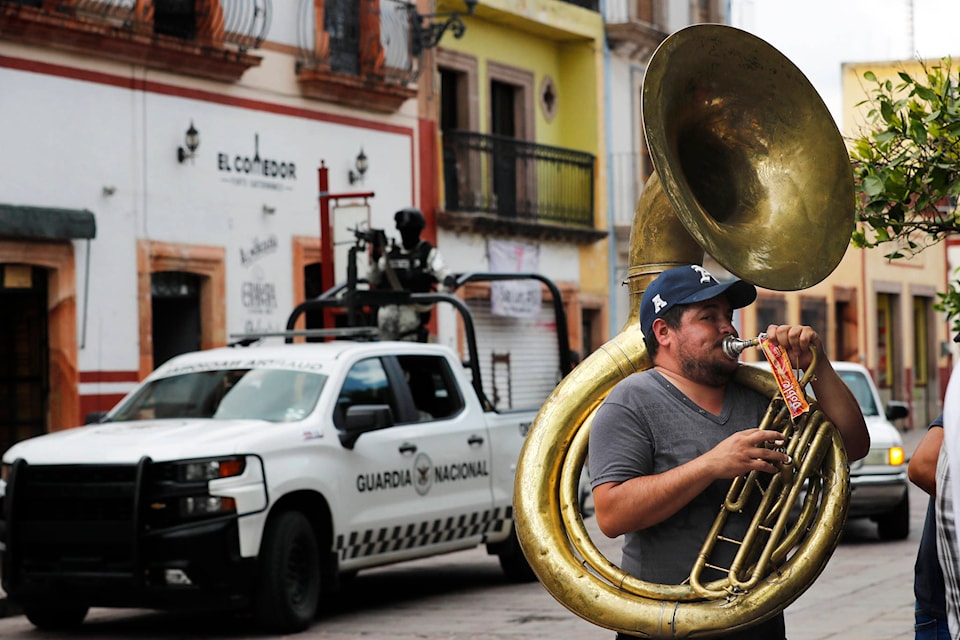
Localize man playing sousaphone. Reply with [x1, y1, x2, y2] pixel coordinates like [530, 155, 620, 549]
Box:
[589, 264, 870, 640]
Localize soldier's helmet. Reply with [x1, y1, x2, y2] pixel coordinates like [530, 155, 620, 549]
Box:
[394, 207, 426, 232]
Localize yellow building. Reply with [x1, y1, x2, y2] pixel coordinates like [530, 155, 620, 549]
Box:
[422, 0, 610, 357]
[814, 57, 952, 428]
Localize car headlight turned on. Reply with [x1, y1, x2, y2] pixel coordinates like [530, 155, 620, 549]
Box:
[888, 446, 905, 466]
[861, 447, 905, 467]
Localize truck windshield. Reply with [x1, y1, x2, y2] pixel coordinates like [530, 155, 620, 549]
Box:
[109, 369, 327, 423]
[836, 371, 879, 417]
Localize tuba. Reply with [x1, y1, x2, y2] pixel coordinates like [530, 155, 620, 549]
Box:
[513, 24, 855, 639]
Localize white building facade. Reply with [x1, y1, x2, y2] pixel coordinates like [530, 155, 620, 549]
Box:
[0, 0, 611, 452]
[0, 1, 429, 449]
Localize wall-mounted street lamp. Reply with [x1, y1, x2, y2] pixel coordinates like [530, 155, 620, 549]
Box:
[348, 148, 369, 185]
[177, 121, 200, 163]
[408, 0, 478, 57]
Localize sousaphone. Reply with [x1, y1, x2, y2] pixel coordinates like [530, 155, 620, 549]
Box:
[513, 24, 855, 639]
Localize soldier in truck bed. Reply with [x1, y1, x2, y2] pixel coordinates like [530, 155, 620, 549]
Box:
[367, 207, 455, 342]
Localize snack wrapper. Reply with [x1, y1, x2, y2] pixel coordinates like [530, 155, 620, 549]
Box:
[759, 336, 810, 420]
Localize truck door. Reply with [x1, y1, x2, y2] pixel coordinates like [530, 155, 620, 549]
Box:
[333, 354, 495, 568]
[392, 353, 496, 540]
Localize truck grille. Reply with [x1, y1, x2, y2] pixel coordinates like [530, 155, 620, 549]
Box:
[5, 460, 146, 577]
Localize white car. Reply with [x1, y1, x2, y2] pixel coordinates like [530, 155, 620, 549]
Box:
[832, 361, 909, 540]
[746, 360, 909, 540]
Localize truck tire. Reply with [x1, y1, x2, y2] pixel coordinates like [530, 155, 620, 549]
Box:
[876, 491, 910, 541]
[254, 510, 321, 633]
[492, 524, 537, 583]
[24, 604, 89, 630]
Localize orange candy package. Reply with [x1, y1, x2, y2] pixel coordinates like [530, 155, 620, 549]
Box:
[759, 336, 810, 420]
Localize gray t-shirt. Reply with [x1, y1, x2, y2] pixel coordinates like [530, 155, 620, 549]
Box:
[589, 369, 769, 584]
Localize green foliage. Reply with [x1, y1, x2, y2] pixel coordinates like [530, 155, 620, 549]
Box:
[935, 280, 960, 334]
[850, 58, 960, 327]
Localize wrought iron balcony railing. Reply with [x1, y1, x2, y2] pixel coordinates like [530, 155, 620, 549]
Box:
[0, 0, 270, 81]
[442, 131, 595, 229]
[295, 0, 418, 111]
[297, 0, 417, 86]
[0, 0, 271, 52]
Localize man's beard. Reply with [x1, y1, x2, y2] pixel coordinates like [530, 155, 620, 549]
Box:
[678, 341, 737, 387]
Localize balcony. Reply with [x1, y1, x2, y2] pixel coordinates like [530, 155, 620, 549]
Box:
[0, 0, 270, 82]
[440, 131, 604, 243]
[296, 0, 418, 113]
[603, 0, 666, 61]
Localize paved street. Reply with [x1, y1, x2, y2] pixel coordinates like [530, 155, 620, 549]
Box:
[0, 428, 929, 639]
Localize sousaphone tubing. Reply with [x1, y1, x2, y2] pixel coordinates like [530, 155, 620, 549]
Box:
[513, 24, 855, 639]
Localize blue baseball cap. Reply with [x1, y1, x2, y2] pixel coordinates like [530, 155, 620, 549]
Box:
[640, 265, 757, 339]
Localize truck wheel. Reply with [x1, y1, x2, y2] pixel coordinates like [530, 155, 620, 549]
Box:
[24, 604, 88, 630]
[494, 524, 537, 583]
[877, 491, 910, 541]
[254, 510, 321, 633]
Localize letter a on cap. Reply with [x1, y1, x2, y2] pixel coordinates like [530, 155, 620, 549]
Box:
[652, 294, 668, 313]
[690, 265, 714, 284]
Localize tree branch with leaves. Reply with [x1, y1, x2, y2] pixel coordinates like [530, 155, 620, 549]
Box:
[849, 57, 960, 331]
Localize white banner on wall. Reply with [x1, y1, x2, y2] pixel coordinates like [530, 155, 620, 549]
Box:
[488, 239, 541, 318]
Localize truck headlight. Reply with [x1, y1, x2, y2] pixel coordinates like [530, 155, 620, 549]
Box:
[888, 446, 905, 466]
[861, 447, 904, 467]
[176, 458, 245, 482]
[180, 495, 237, 517]
[148, 457, 247, 525]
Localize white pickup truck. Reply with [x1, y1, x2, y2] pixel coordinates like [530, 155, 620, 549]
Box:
[0, 276, 573, 635]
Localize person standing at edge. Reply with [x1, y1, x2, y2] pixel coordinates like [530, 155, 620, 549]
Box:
[589, 264, 869, 640]
[936, 361, 960, 638]
[910, 413, 950, 639]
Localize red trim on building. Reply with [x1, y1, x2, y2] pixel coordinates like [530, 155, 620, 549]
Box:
[0, 55, 414, 138]
[79, 370, 141, 383]
[418, 117, 438, 245]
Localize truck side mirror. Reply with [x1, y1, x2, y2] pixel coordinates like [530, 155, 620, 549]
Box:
[885, 400, 909, 422]
[84, 411, 109, 425]
[339, 404, 394, 449]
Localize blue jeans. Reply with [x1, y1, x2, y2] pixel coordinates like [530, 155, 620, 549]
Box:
[915, 603, 951, 640]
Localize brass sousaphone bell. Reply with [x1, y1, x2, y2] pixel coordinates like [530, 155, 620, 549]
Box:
[513, 24, 855, 639]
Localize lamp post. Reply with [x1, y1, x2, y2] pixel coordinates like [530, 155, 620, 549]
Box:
[409, 0, 478, 57]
